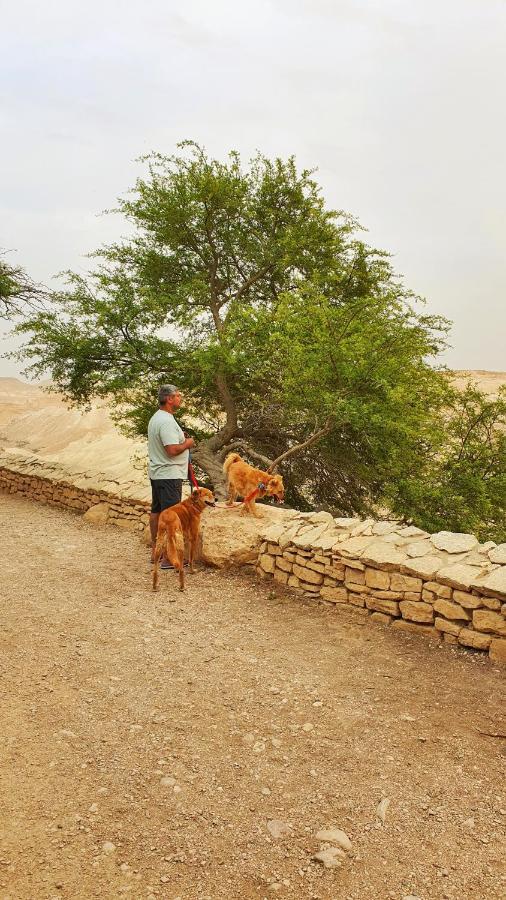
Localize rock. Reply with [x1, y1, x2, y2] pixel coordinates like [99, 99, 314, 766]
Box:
[160, 776, 176, 787]
[489, 543, 506, 564]
[473, 567, 506, 599]
[275, 556, 292, 573]
[453, 590, 483, 609]
[391, 573, 423, 592]
[320, 586, 348, 603]
[263, 524, 287, 543]
[472, 609, 506, 636]
[361, 542, 407, 571]
[334, 517, 361, 529]
[433, 599, 470, 621]
[405, 540, 432, 557]
[308, 511, 336, 524]
[489, 638, 506, 664]
[292, 564, 323, 585]
[259, 554, 276, 574]
[398, 525, 428, 537]
[482, 596, 501, 610]
[458, 628, 492, 650]
[312, 531, 341, 551]
[345, 566, 365, 584]
[302, 722, 314, 732]
[391, 620, 438, 639]
[273, 569, 288, 584]
[102, 841, 116, 854]
[434, 617, 462, 636]
[430, 531, 479, 553]
[443, 632, 459, 644]
[292, 524, 330, 548]
[366, 596, 400, 615]
[423, 581, 452, 599]
[338, 536, 376, 557]
[365, 568, 390, 590]
[399, 601, 434, 623]
[371, 521, 398, 536]
[370, 612, 393, 625]
[315, 828, 352, 850]
[83, 502, 110, 525]
[376, 797, 390, 823]
[267, 819, 292, 838]
[437, 564, 485, 591]
[400, 556, 444, 580]
[313, 847, 345, 868]
[200, 506, 291, 567]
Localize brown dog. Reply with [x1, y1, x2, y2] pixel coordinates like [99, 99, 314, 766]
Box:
[223, 452, 285, 517]
[152, 487, 216, 592]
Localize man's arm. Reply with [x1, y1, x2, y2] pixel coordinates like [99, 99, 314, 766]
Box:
[164, 437, 195, 457]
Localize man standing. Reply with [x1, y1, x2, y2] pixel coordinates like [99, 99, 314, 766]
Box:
[148, 384, 195, 563]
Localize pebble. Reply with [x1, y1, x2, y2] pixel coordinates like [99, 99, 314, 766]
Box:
[302, 723, 314, 732]
[313, 847, 345, 868]
[267, 819, 292, 839]
[315, 828, 352, 851]
[271, 738, 282, 748]
[160, 776, 176, 787]
[261, 787, 271, 796]
[102, 842, 116, 855]
[88, 803, 98, 813]
[376, 797, 390, 823]
[253, 741, 266, 753]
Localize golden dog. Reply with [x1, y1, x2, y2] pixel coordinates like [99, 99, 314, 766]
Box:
[152, 487, 215, 592]
[223, 452, 285, 517]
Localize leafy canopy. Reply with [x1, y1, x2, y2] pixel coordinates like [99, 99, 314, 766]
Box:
[12, 141, 506, 538]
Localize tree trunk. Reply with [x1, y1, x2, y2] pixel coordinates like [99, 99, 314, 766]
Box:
[191, 442, 228, 499]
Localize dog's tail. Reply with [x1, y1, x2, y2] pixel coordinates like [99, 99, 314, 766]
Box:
[223, 452, 241, 476]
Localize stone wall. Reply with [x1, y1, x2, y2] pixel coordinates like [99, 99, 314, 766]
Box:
[256, 512, 506, 666]
[2, 454, 506, 667]
[0, 463, 150, 533]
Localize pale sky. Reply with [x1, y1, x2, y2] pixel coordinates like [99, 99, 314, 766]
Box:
[1, 0, 505, 377]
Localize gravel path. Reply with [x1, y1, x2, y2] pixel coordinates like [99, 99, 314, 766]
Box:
[0, 494, 505, 900]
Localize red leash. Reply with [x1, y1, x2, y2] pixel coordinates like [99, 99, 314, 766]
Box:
[243, 481, 267, 504]
[188, 460, 199, 490]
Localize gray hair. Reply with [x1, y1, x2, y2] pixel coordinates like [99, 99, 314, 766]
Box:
[158, 383, 179, 406]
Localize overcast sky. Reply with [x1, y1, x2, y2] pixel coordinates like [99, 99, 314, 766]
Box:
[1, 0, 505, 378]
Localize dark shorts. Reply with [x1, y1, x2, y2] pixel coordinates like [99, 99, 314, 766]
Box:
[150, 479, 183, 514]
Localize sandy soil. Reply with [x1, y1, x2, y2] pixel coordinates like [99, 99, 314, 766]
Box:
[0, 494, 505, 900]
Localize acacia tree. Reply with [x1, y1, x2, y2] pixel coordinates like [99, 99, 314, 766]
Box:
[13, 142, 505, 535]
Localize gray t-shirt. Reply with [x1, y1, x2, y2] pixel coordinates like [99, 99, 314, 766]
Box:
[147, 409, 189, 480]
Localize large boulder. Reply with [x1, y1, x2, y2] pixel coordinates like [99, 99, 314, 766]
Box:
[200, 503, 294, 568]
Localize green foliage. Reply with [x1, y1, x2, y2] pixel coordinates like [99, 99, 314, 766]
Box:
[12, 141, 506, 539]
[0, 253, 44, 318]
[388, 385, 506, 541]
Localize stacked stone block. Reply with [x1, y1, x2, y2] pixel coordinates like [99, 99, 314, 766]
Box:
[0, 465, 150, 532]
[256, 514, 506, 666]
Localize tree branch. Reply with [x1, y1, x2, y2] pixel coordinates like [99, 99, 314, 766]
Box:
[267, 417, 334, 471]
[219, 439, 274, 469]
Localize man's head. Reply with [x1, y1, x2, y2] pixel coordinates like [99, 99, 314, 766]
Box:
[158, 384, 182, 412]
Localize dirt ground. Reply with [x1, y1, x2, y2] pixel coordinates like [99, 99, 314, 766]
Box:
[0, 494, 505, 900]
